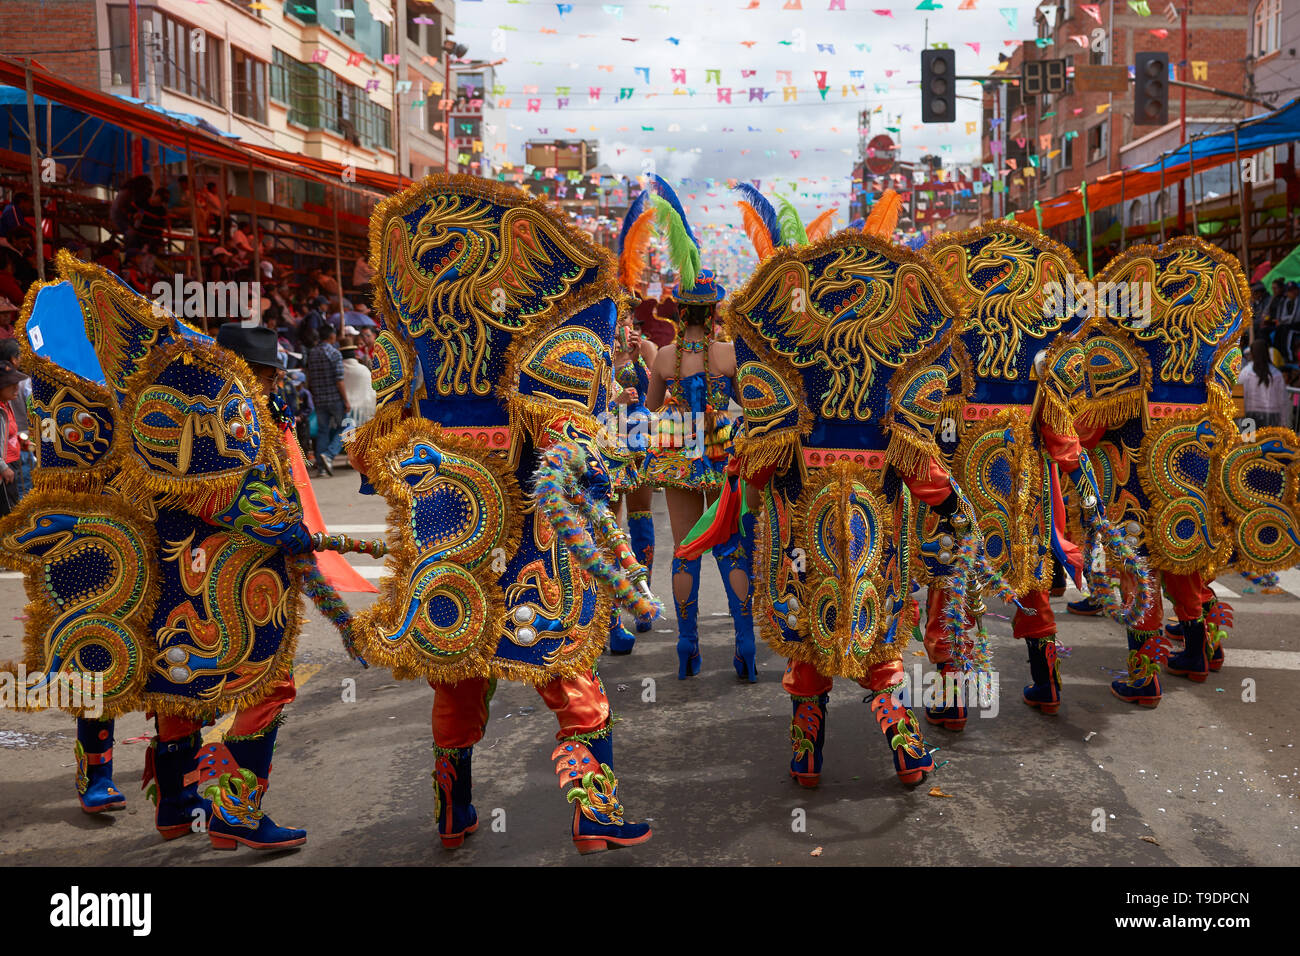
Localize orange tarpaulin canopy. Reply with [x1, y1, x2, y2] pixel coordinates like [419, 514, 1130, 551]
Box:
[1014, 97, 1300, 230]
[0, 54, 411, 194]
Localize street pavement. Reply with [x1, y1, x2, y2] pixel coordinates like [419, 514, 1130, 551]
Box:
[1, 468, 1297, 867]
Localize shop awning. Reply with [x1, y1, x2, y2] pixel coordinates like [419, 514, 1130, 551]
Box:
[0, 54, 410, 194]
[1015, 97, 1300, 230]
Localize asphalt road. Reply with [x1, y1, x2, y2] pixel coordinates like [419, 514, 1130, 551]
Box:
[1, 468, 1297, 867]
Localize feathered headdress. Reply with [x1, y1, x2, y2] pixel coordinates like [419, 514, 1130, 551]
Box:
[862, 189, 903, 240]
[775, 196, 809, 246]
[616, 190, 656, 293]
[732, 182, 783, 261]
[804, 208, 838, 242]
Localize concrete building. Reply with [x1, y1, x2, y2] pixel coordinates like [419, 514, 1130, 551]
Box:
[981, 0, 1267, 255]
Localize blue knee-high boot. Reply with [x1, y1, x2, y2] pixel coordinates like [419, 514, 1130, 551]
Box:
[672, 555, 702, 679]
[628, 510, 656, 633]
[76, 718, 125, 813]
[715, 511, 758, 682]
[608, 607, 637, 655]
[205, 723, 307, 851]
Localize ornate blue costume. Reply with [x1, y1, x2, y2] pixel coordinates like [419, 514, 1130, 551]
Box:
[348, 174, 656, 854]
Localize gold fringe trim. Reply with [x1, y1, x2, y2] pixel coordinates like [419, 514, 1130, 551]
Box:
[109, 338, 282, 518]
[350, 418, 556, 685]
[507, 393, 603, 450]
[346, 401, 405, 477]
[1037, 390, 1075, 437]
[12, 276, 119, 492]
[733, 428, 801, 479]
[141, 543, 303, 721]
[1135, 406, 1236, 577]
[0, 489, 161, 720]
[884, 428, 940, 481]
[1077, 389, 1147, 432]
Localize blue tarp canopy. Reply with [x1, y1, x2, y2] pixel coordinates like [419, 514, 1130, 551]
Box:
[0, 88, 240, 187]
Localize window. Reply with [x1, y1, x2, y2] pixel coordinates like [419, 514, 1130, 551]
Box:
[1254, 0, 1281, 56]
[232, 49, 268, 124]
[407, 9, 421, 43]
[425, 15, 442, 56]
[159, 12, 223, 106]
[107, 5, 143, 87]
[1087, 122, 1107, 164]
[271, 48, 289, 103]
[273, 48, 392, 150]
[1062, 134, 1074, 169]
[338, 0, 356, 40]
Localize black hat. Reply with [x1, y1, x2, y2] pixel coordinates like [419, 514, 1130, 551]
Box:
[216, 323, 285, 370]
[0, 358, 28, 387]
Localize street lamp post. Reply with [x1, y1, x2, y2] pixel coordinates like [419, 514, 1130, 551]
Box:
[443, 39, 468, 172]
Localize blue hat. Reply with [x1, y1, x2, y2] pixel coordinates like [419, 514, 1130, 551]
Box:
[672, 268, 726, 305]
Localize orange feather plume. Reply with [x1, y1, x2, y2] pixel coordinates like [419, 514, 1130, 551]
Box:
[804, 207, 838, 242]
[737, 201, 776, 260]
[863, 189, 902, 240]
[619, 208, 656, 292]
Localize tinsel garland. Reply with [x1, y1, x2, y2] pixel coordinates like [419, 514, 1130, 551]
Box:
[533, 440, 663, 625]
[291, 552, 368, 667]
[1238, 569, 1282, 594]
[1081, 513, 1155, 627]
[938, 527, 1019, 675]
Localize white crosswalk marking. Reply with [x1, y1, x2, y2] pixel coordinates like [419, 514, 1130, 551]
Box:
[1210, 580, 1240, 599]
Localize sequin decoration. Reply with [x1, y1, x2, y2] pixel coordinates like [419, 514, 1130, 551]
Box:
[1217, 427, 1300, 573]
[0, 492, 158, 718]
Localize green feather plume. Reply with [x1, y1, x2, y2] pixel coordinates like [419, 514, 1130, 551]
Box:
[651, 195, 701, 291]
[775, 196, 808, 246]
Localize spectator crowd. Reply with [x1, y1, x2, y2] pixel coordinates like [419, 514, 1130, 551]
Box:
[0, 179, 384, 493]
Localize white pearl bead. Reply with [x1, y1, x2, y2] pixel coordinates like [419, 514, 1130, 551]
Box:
[787, 596, 800, 613]
[786, 613, 798, 627]
[169, 666, 188, 681]
[166, 647, 186, 663]
[516, 626, 537, 645]
[513, 605, 534, 624]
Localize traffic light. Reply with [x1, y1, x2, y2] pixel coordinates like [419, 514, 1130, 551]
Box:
[1135, 51, 1169, 126]
[921, 49, 955, 124]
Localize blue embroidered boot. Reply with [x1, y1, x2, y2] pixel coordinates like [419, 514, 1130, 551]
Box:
[926, 659, 970, 730]
[716, 512, 758, 682]
[434, 746, 478, 849]
[1166, 617, 1211, 683]
[672, 555, 702, 678]
[628, 509, 656, 634]
[870, 690, 935, 786]
[789, 693, 828, 788]
[551, 727, 652, 855]
[206, 725, 306, 851]
[1022, 637, 1062, 715]
[75, 718, 125, 813]
[1110, 628, 1167, 708]
[1204, 600, 1231, 671]
[608, 607, 638, 655]
[1066, 594, 1105, 616]
[143, 732, 209, 840]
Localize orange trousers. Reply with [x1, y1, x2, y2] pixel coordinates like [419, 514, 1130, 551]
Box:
[156, 675, 297, 743]
[1126, 571, 1206, 634]
[781, 657, 905, 697]
[430, 669, 610, 750]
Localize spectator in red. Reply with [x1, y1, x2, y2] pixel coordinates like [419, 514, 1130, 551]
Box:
[0, 255, 24, 308]
[0, 358, 27, 518]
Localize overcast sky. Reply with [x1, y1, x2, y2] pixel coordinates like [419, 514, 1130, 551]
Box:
[455, 0, 1044, 248]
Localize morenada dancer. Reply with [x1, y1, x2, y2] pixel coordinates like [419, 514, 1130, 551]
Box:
[347, 175, 658, 854]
